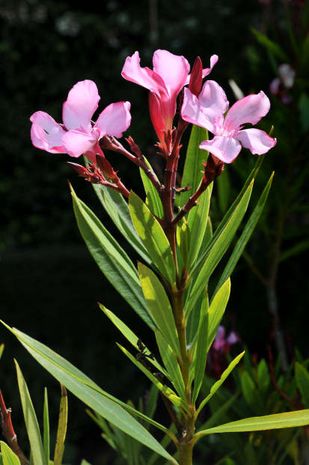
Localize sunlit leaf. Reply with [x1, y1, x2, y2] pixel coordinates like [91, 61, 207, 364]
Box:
[177, 125, 208, 207]
[197, 352, 244, 416]
[138, 264, 179, 356]
[129, 193, 176, 284]
[15, 361, 46, 465]
[6, 325, 177, 464]
[0, 442, 21, 465]
[91, 183, 150, 263]
[53, 386, 68, 465]
[196, 410, 309, 439]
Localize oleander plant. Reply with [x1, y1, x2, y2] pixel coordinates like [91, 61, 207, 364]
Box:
[1, 49, 308, 465]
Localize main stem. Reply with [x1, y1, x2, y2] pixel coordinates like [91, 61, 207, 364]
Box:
[160, 124, 195, 465]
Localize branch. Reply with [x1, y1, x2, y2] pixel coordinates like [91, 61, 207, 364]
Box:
[0, 391, 29, 465]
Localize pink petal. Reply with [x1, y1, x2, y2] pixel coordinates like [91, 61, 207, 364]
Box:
[237, 128, 277, 155]
[149, 92, 168, 141]
[181, 88, 216, 132]
[95, 101, 131, 137]
[30, 111, 66, 153]
[152, 49, 190, 98]
[202, 54, 219, 78]
[62, 80, 100, 131]
[198, 80, 229, 122]
[62, 129, 98, 158]
[121, 51, 166, 96]
[224, 91, 271, 131]
[200, 135, 241, 163]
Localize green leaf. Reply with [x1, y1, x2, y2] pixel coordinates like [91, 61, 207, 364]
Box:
[216, 172, 273, 291]
[177, 125, 208, 207]
[200, 394, 238, 430]
[139, 161, 163, 218]
[15, 361, 46, 465]
[43, 388, 50, 465]
[129, 193, 176, 284]
[71, 186, 153, 329]
[240, 371, 258, 408]
[138, 264, 179, 356]
[192, 305, 208, 403]
[257, 359, 270, 393]
[197, 352, 244, 416]
[53, 386, 68, 465]
[155, 332, 185, 399]
[207, 279, 231, 351]
[0, 344, 4, 359]
[117, 344, 183, 409]
[99, 304, 166, 376]
[187, 184, 213, 268]
[217, 169, 231, 214]
[196, 410, 309, 439]
[252, 29, 289, 62]
[186, 181, 253, 315]
[7, 326, 177, 464]
[92, 182, 150, 264]
[295, 363, 309, 408]
[280, 239, 309, 263]
[0, 442, 21, 465]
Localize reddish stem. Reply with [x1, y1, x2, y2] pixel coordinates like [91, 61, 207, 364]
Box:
[102, 136, 162, 192]
[0, 391, 29, 465]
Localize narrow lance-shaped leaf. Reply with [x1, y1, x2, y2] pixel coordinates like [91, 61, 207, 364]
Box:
[92, 183, 151, 264]
[186, 180, 253, 316]
[196, 352, 245, 417]
[192, 304, 208, 403]
[195, 410, 309, 440]
[129, 192, 176, 284]
[117, 344, 184, 410]
[155, 332, 185, 399]
[6, 325, 178, 464]
[70, 186, 154, 329]
[177, 125, 208, 207]
[187, 184, 213, 268]
[216, 172, 274, 292]
[206, 155, 263, 247]
[207, 279, 231, 351]
[139, 159, 163, 218]
[0, 441, 21, 465]
[53, 386, 68, 465]
[43, 388, 50, 465]
[138, 264, 179, 356]
[99, 304, 166, 377]
[15, 361, 46, 465]
[295, 363, 309, 408]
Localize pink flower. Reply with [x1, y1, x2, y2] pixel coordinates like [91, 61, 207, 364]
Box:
[30, 80, 131, 159]
[181, 80, 277, 163]
[121, 49, 217, 149]
[213, 325, 239, 353]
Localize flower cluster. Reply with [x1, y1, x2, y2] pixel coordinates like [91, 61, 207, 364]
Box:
[30, 49, 276, 188]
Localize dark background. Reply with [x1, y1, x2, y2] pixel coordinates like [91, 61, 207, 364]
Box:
[0, 0, 308, 463]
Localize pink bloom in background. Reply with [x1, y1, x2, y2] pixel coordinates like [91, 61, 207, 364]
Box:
[30, 80, 131, 160]
[213, 325, 239, 353]
[181, 80, 277, 163]
[121, 49, 217, 149]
